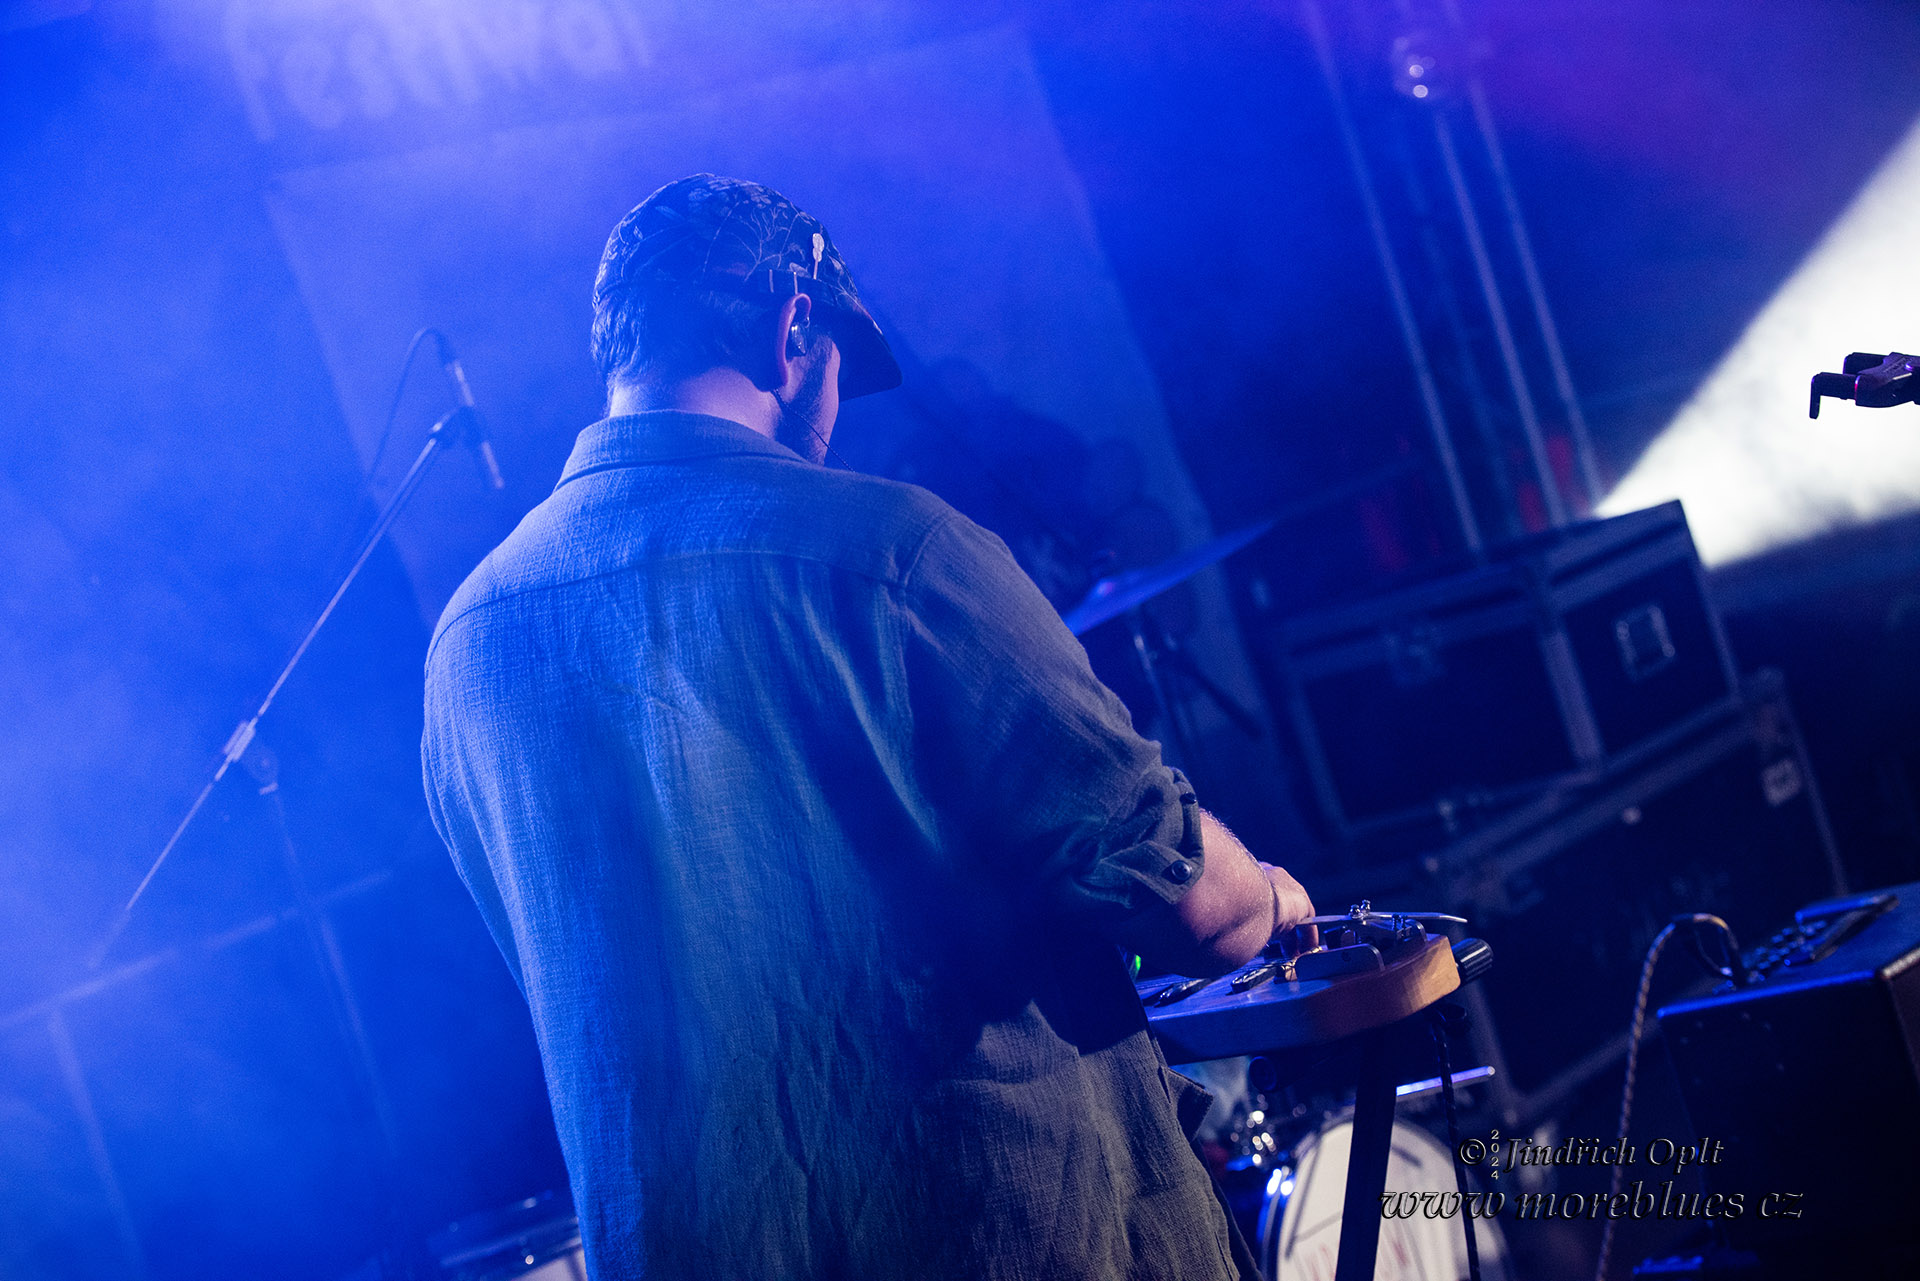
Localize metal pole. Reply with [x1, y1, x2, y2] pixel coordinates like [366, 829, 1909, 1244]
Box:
[47, 1007, 149, 1280]
[1429, 110, 1570, 528]
[1389, 116, 1526, 536]
[1462, 79, 1605, 509]
[247, 746, 406, 1165]
[247, 743, 431, 1278]
[1440, 0, 1607, 509]
[1127, 606, 1198, 772]
[1301, 0, 1484, 556]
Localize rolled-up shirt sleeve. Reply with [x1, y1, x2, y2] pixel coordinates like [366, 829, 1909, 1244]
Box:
[899, 509, 1205, 924]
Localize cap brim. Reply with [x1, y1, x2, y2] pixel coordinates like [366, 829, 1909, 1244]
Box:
[831, 304, 903, 400]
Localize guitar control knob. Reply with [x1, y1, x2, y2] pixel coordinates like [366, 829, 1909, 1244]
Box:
[1451, 937, 1493, 985]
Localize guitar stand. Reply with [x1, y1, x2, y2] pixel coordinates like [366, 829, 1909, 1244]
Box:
[1149, 926, 1493, 1279]
[1254, 997, 1483, 1281]
[1336, 1024, 1401, 1281]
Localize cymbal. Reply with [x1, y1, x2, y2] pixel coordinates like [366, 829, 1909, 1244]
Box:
[1060, 517, 1276, 636]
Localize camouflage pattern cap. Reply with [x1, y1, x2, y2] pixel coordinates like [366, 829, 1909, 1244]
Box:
[593, 174, 902, 399]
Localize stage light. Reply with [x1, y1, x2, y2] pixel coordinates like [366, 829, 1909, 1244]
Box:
[1598, 112, 1920, 566]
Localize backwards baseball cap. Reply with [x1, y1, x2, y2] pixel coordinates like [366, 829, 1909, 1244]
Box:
[592, 174, 902, 399]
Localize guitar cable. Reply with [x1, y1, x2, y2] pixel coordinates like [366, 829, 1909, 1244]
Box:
[1593, 913, 1737, 1281]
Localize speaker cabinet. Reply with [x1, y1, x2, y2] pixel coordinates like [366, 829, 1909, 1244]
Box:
[1659, 884, 1920, 1275]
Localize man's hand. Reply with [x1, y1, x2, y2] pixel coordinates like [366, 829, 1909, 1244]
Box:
[1263, 860, 1318, 957]
[1111, 808, 1315, 977]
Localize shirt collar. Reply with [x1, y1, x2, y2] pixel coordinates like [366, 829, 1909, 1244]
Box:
[556, 411, 804, 489]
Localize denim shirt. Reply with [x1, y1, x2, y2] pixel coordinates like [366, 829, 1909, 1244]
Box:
[422, 411, 1241, 1280]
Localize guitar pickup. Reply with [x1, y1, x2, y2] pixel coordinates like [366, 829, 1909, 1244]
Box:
[1292, 943, 1384, 982]
[1230, 957, 1296, 992]
[1144, 976, 1213, 1006]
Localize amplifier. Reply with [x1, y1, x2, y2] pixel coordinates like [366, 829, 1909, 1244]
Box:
[1299, 672, 1846, 1128]
[1657, 883, 1920, 1276]
[1276, 502, 1736, 844]
[1440, 673, 1843, 1103]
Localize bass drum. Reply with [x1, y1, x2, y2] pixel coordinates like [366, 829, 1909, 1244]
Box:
[1258, 1117, 1510, 1281]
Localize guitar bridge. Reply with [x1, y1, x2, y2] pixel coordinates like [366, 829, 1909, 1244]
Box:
[1292, 943, 1385, 981]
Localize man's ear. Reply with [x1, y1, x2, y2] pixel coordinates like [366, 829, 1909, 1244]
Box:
[759, 292, 813, 392]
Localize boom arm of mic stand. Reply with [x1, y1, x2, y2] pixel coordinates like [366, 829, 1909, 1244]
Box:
[90, 421, 460, 970]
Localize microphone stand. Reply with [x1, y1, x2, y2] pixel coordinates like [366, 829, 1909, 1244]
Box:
[240, 736, 430, 1279]
[93, 406, 478, 967]
[88, 405, 486, 1277]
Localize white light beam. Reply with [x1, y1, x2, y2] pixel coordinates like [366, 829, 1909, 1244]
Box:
[1600, 112, 1920, 565]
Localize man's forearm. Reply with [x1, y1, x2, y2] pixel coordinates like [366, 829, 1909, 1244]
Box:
[1114, 808, 1315, 976]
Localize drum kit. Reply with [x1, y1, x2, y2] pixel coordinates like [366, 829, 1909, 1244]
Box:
[1056, 515, 1281, 762]
[426, 1113, 1508, 1281]
[1146, 903, 1508, 1280]
[430, 912, 1507, 1281]
[1059, 516, 1277, 636]
[1209, 1073, 1512, 1281]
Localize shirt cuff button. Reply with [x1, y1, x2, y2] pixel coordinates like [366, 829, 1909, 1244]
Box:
[1164, 860, 1194, 885]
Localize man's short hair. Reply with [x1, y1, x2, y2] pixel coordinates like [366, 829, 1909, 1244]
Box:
[589, 174, 901, 398]
[590, 282, 781, 390]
